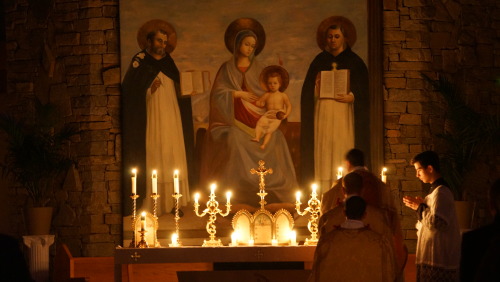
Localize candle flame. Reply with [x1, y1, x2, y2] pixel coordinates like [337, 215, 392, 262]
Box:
[131, 168, 137, 174]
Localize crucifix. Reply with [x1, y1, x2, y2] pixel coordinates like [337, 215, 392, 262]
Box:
[250, 160, 273, 209]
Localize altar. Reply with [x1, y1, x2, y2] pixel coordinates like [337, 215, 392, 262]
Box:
[114, 245, 315, 281]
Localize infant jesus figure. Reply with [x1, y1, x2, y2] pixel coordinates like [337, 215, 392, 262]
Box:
[251, 65, 292, 149]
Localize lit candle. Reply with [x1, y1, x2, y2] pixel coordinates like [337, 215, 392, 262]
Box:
[311, 183, 317, 195]
[171, 233, 178, 246]
[296, 191, 301, 203]
[131, 168, 137, 195]
[337, 167, 343, 179]
[173, 170, 179, 194]
[140, 212, 146, 230]
[290, 230, 297, 246]
[194, 193, 200, 204]
[152, 170, 158, 194]
[231, 232, 238, 246]
[210, 183, 216, 195]
[272, 239, 278, 246]
[226, 191, 232, 203]
[381, 167, 388, 184]
[248, 239, 254, 246]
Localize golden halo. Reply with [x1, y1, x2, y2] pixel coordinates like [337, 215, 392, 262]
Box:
[259, 65, 290, 92]
[137, 19, 177, 53]
[224, 18, 266, 56]
[316, 16, 357, 50]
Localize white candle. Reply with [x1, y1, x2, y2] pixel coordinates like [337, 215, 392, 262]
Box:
[231, 232, 238, 246]
[248, 239, 254, 246]
[311, 183, 317, 195]
[381, 167, 388, 183]
[173, 170, 179, 194]
[131, 168, 137, 195]
[337, 167, 343, 179]
[171, 233, 178, 246]
[194, 193, 200, 204]
[296, 191, 301, 203]
[140, 212, 146, 230]
[210, 183, 216, 195]
[272, 239, 278, 246]
[290, 230, 297, 246]
[152, 170, 158, 194]
[226, 191, 232, 203]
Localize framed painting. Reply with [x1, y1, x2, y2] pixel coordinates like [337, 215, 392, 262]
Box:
[119, 0, 382, 245]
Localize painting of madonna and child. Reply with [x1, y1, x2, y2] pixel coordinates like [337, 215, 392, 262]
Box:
[120, 0, 376, 243]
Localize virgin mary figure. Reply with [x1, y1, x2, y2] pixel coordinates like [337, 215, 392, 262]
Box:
[200, 18, 297, 208]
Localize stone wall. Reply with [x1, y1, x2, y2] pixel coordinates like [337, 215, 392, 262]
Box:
[2, 0, 499, 256]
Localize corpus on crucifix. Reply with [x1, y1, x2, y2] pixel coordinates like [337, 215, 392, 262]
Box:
[250, 160, 273, 209]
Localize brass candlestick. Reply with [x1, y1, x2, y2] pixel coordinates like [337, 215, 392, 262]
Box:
[194, 185, 231, 247]
[129, 194, 139, 248]
[137, 229, 149, 248]
[150, 193, 161, 247]
[296, 185, 321, 246]
[171, 193, 183, 246]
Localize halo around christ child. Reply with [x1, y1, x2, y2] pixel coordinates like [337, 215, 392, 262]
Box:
[316, 16, 357, 50]
[137, 19, 177, 53]
[259, 65, 289, 92]
[224, 18, 266, 56]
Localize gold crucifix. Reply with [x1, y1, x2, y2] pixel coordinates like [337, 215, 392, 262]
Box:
[250, 160, 273, 209]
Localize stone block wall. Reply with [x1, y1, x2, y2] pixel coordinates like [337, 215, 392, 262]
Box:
[2, 0, 499, 256]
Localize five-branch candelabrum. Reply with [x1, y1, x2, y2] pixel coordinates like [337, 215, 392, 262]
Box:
[295, 184, 321, 246]
[194, 184, 231, 247]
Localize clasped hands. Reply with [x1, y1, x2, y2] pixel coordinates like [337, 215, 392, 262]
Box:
[403, 196, 424, 211]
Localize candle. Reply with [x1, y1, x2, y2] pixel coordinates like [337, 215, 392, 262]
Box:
[226, 191, 232, 203]
[171, 233, 178, 246]
[140, 212, 146, 230]
[290, 230, 297, 246]
[248, 239, 254, 246]
[296, 191, 301, 203]
[152, 170, 158, 194]
[210, 183, 216, 195]
[231, 232, 238, 246]
[194, 193, 200, 204]
[272, 239, 278, 246]
[337, 167, 343, 179]
[131, 168, 137, 195]
[173, 170, 179, 194]
[381, 167, 388, 184]
[311, 183, 317, 195]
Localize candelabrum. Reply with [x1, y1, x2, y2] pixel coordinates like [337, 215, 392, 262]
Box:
[194, 189, 231, 247]
[170, 193, 183, 247]
[129, 194, 139, 248]
[137, 229, 149, 248]
[295, 187, 321, 246]
[150, 193, 161, 247]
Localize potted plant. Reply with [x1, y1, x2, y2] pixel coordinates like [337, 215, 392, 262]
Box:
[423, 73, 500, 228]
[0, 98, 78, 235]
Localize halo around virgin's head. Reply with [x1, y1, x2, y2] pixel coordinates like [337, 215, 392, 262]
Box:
[316, 16, 357, 50]
[137, 19, 177, 53]
[224, 18, 266, 56]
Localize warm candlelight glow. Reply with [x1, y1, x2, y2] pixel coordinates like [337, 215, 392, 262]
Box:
[311, 183, 317, 194]
[231, 232, 239, 246]
[194, 193, 200, 204]
[381, 167, 388, 183]
[248, 239, 254, 246]
[337, 167, 343, 179]
[296, 191, 301, 203]
[131, 168, 137, 195]
[226, 191, 232, 202]
[210, 183, 216, 194]
[290, 230, 297, 245]
[152, 170, 158, 194]
[272, 239, 278, 246]
[171, 233, 178, 246]
[173, 170, 179, 194]
[140, 212, 146, 230]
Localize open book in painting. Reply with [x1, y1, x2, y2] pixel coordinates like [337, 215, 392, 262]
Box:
[180, 70, 211, 96]
[319, 63, 350, 99]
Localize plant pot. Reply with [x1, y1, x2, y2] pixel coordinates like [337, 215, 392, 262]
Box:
[454, 201, 473, 230]
[26, 207, 53, 235]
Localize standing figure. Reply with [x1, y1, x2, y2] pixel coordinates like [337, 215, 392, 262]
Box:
[252, 66, 292, 150]
[122, 20, 194, 214]
[200, 18, 296, 207]
[300, 16, 368, 189]
[403, 151, 461, 282]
